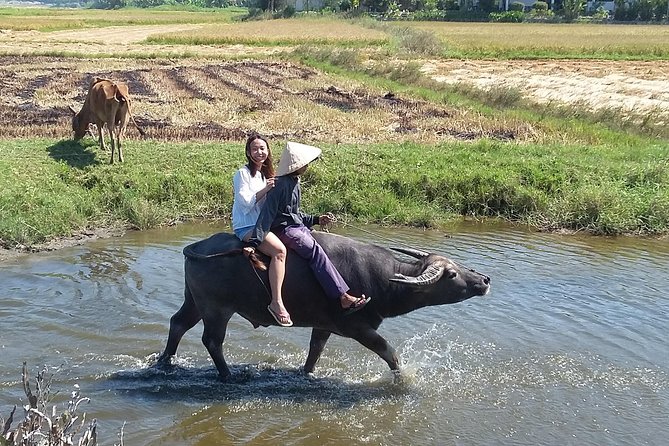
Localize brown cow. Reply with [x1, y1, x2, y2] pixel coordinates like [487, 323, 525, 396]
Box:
[69, 77, 145, 164]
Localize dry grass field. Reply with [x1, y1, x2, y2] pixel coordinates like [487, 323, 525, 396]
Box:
[407, 22, 669, 56]
[421, 58, 669, 123]
[0, 7, 239, 31]
[147, 17, 390, 45]
[1, 20, 668, 141]
[0, 55, 535, 144]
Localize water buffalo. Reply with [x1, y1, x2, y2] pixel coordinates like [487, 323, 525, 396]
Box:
[69, 77, 145, 164]
[157, 231, 491, 380]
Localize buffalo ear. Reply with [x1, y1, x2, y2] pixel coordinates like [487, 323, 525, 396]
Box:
[68, 105, 77, 115]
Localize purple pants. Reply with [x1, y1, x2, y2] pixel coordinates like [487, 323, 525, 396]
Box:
[278, 225, 349, 301]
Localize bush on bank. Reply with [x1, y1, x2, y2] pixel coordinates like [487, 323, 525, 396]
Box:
[1, 137, 668, 249]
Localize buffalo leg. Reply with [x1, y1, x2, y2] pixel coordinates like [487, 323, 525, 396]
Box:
[303, 329, 332, 374]
[157, 286, 201, 364]
[352, 329, 400, 371]
[201, 310, 235, 380]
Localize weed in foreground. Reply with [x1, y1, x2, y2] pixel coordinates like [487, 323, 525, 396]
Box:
[0, 363, 118, 446]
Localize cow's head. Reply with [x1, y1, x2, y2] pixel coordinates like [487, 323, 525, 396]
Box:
[390, 247, 491, 304]
[68, 105, 87, 140]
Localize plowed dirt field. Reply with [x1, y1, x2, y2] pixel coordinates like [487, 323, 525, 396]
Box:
[0, 55, 531, 143]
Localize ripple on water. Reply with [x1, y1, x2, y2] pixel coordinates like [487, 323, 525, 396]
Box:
[2, 222, 669, 445]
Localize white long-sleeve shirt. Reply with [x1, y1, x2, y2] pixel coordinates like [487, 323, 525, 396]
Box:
[232, 165, 267, 231]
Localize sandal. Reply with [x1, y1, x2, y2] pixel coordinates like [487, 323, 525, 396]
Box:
[267, 305, 293, 327]
[342, 295, 371, 316]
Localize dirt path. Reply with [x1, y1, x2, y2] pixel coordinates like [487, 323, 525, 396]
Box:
[0, 23, 283, 57]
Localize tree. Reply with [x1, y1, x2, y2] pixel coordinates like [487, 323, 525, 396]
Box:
[561, 0, 584, 20]
[92, 0, 126, 8]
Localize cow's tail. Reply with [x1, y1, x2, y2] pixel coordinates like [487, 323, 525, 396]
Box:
[126, 102, 147, 138]
[112, 82, 147, 138]
[182, 246, 267, 271]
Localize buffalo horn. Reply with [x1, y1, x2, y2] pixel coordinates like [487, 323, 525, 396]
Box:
[390, 263, 445, 285]
[391, 246, 429, 259]
[68, 105, 77, 115]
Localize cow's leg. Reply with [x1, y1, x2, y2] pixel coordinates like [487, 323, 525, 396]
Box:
[303, 329, 332, 374]
[96, 123, 106, 153]
[157, 285, 201, 365]
[107, 117, 117, 164]
[351, 328, 400, 371]
[117, 109, 129, 163]
[201, 309, 235, 381]
[115, 127, 123, 163]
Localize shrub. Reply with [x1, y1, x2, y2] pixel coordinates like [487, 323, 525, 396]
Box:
[490, 10, 525, 21]
[414, 9, 447, 19]
[592, 5, 609, 21]
[638, 0, 653, 20]
[509, 1, 525, 11]
[652, 0, 666, 20]
[479, 0, 499, 12]
[561, 0, 585, 20]
[443, 10, 491, 20]
[1, 363, 102, 446]
[533, 0, 548, 9]
[627, 1, 641, 20]
[282, 4, 296, 17]
[618, 0, 641, 20]
[242, 7, 266, 19]
[339, 0, 352, 10]
[392, 27, 443, 56]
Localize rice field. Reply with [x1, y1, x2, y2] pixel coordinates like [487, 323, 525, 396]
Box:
[146, 17, 390, 46]
[0, 6, 243, 31]
[0, 55, 539, 144]
[405, 22, 669, 58]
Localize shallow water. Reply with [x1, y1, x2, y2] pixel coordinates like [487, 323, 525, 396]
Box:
[1, 221, 667, 445]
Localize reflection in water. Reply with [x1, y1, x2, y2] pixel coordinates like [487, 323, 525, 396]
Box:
[0, 221, 668, 446]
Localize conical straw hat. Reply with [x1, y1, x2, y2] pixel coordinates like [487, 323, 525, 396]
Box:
[276, 141, 322, 176]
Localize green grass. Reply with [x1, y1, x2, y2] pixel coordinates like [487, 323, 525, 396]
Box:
[0, 138, 235, 246]
[2, 137, 668, 248]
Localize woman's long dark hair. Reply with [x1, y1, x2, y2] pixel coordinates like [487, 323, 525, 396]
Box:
[245, 133, 274, 179]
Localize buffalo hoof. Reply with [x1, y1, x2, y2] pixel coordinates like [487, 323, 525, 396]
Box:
[154, 353, 173, 367]
[218, 372, 248, 384]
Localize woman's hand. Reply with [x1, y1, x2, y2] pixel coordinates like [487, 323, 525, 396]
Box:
[319, 212, 336, 226]
[257, 177, 275, 201]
